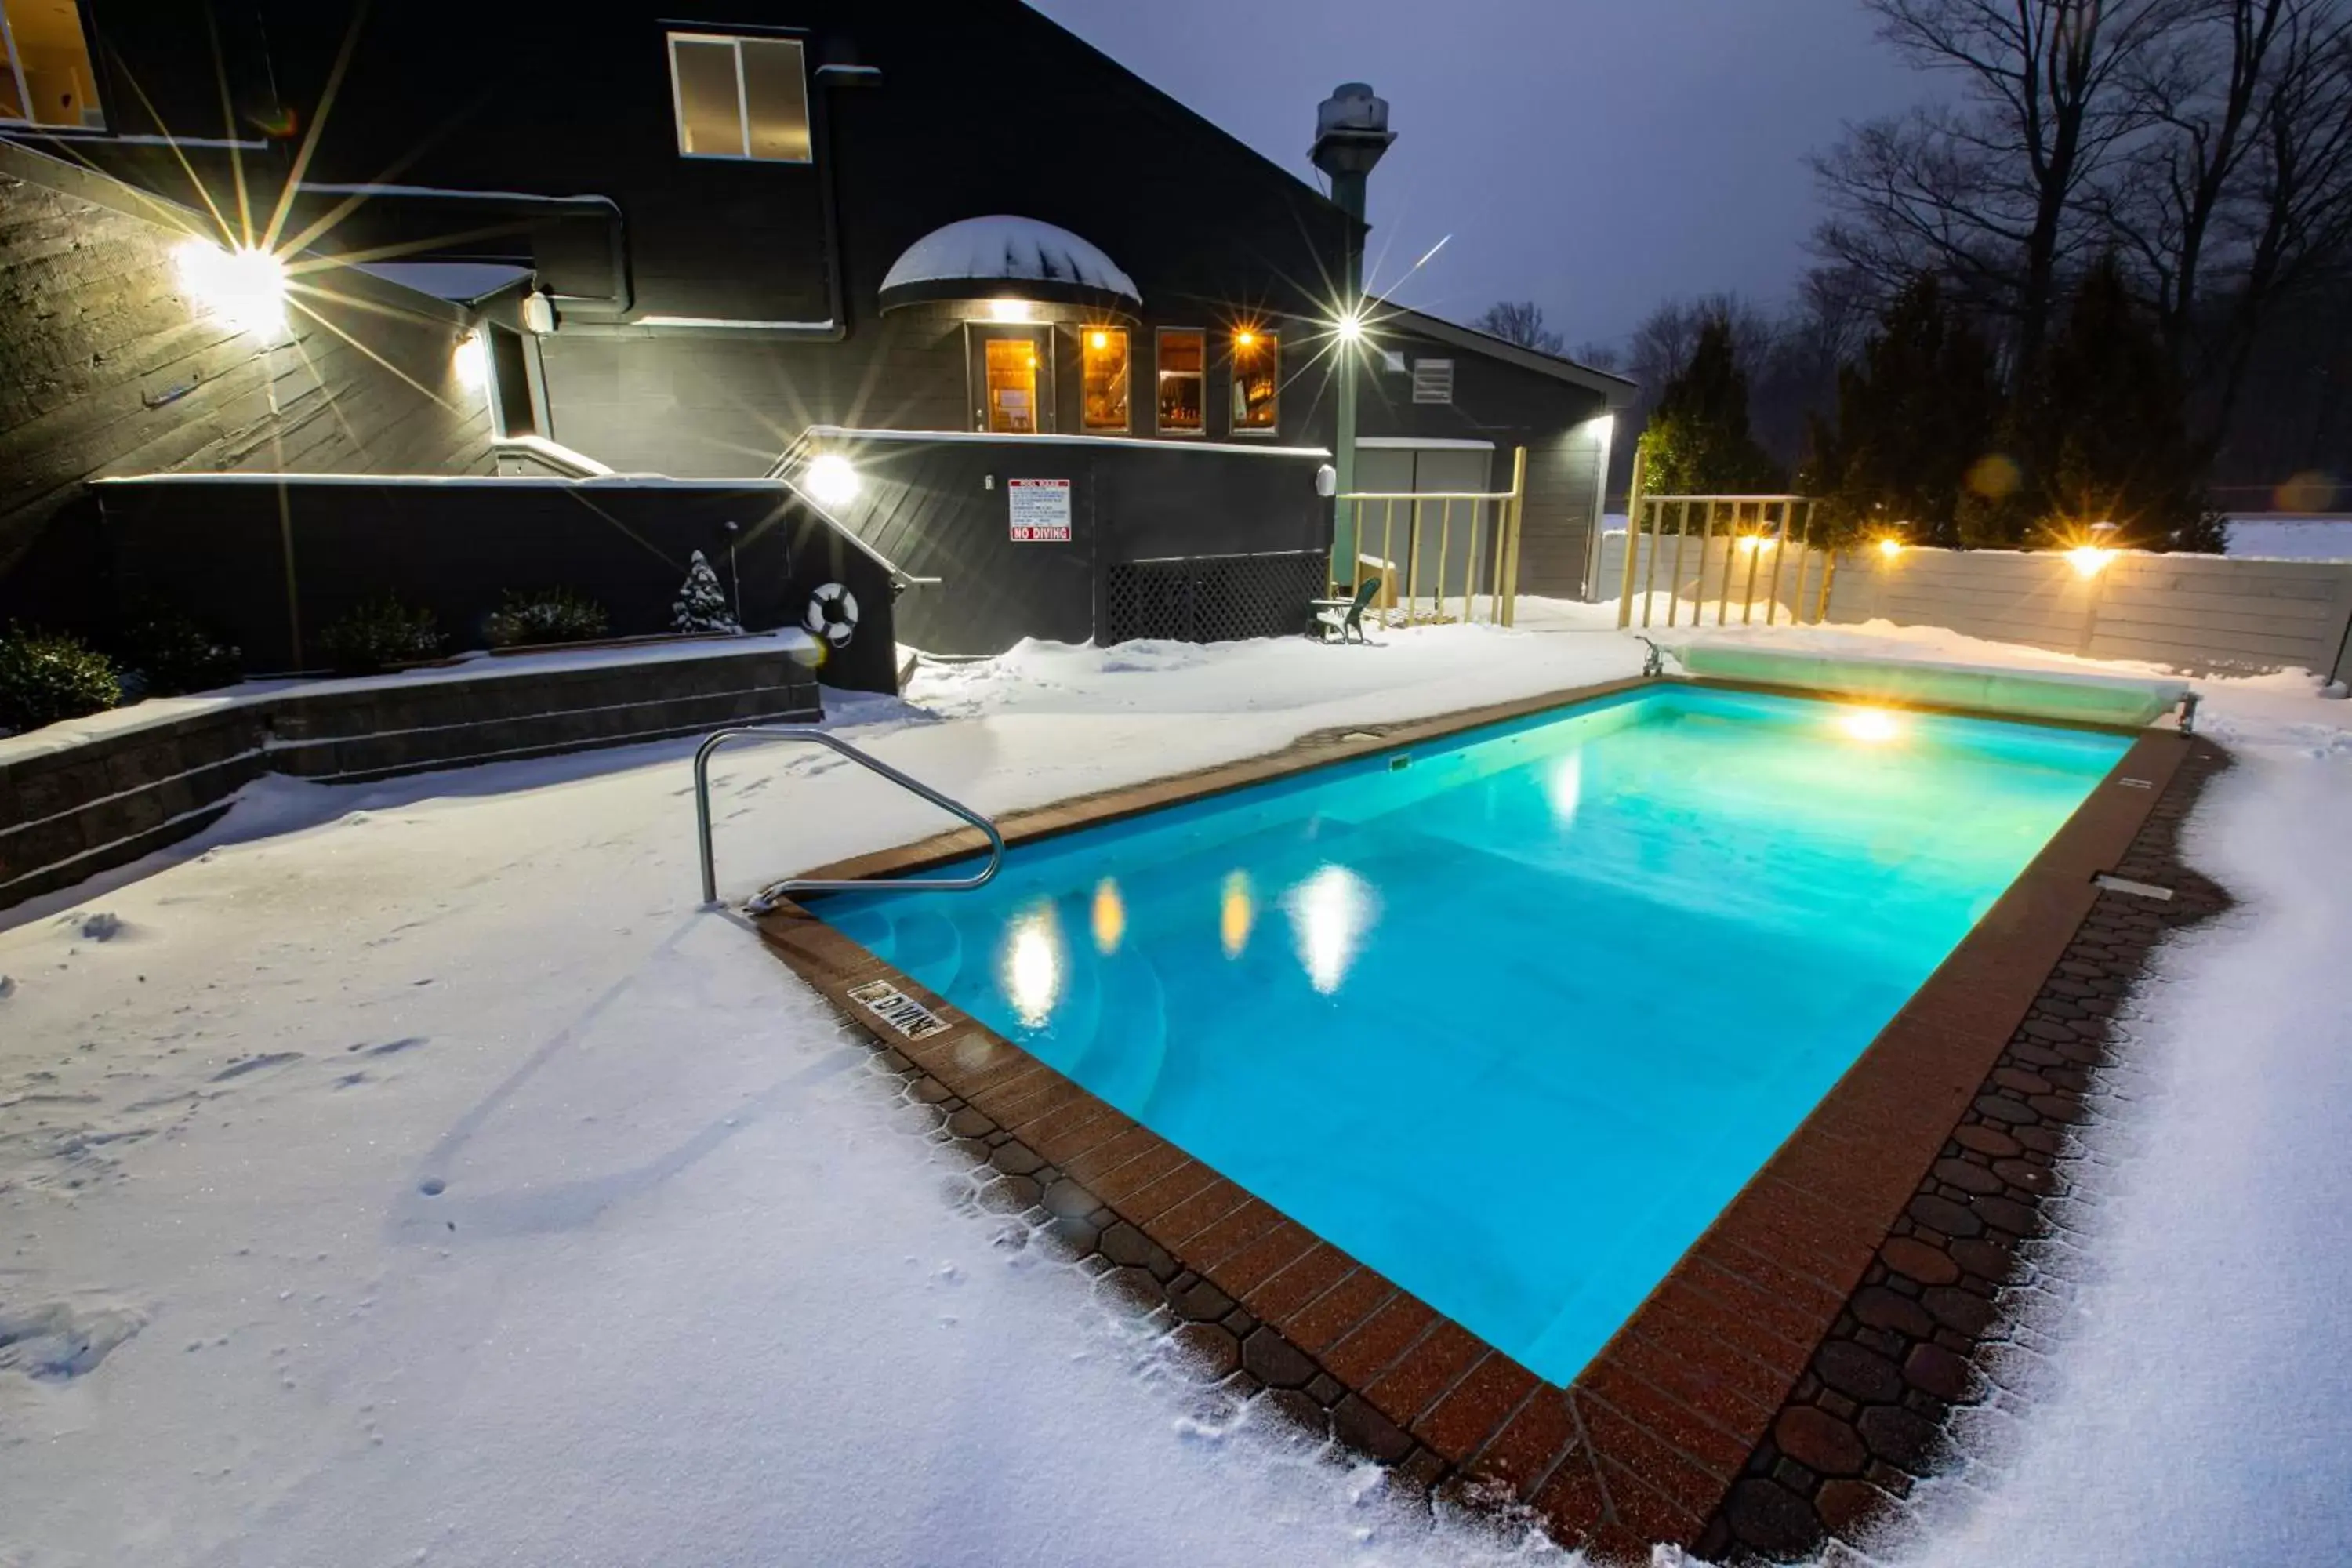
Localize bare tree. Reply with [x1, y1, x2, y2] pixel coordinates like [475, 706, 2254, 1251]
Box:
[2103, 0, 2352, 427]
[1815, 0, 2191, 368]
[2217, 0, 2352, 420]
[1570, 339, 1627, 372]
[1472, 299, 1566, 354]
[1626, 293, 1777, 400]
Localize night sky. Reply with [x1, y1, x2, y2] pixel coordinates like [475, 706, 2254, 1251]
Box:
[1027, 0, 1930, 351]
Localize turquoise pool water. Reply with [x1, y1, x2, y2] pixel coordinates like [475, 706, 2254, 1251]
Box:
[815, 687, 2129, 1385]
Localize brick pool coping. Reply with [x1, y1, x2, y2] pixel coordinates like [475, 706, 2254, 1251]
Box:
[749, 675, 2189, 1561]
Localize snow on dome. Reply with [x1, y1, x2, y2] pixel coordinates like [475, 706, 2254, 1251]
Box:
[879, 216, 1140, 308]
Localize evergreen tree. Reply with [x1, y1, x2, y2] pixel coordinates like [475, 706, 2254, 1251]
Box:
[671, 550, 742, 633]
[1965, 259, 2212, 550]
[1635, 314, 1780, 495]
[1802, 274, 2002, 548]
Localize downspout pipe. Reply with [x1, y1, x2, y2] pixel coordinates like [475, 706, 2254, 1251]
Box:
[539, 59, 874, 342]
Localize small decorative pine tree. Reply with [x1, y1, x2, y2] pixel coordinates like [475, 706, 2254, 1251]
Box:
[670, 550, 741, 634]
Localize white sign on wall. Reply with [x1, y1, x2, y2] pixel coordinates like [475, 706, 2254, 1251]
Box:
[1007, 477, 1073, 543]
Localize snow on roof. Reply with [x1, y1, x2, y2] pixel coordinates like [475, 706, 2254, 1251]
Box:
[879, 216, 1140, 304]
[353, 261, 532, 303]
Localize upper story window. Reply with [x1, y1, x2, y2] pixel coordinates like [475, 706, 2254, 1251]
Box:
[2, 0, 107, 129]
[1230, 330, 1278, 431]
[667, 33, 809, 162]
[1082, 328, 1130, 432]
[1156, 328, 1204, 434]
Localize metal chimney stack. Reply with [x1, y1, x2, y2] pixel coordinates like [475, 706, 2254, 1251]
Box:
[1312, 84, 1396, 589]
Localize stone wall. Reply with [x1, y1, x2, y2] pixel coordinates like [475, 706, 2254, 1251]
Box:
[0, 644, 819, 909]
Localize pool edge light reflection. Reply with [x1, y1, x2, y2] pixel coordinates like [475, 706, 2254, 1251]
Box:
[1838, 706, 1904, 744]
[1002, 901, 1065, 1026]
[1284, 863, 1377, 996]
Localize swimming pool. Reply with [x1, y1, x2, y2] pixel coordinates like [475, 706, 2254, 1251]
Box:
[813, 686, 2132, 1385]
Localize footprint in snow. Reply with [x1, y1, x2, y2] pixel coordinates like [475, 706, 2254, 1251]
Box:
[0, 1301, 145, 1381]
[209, 1051, 303, 1082]
[56, 911, 125, 942]
[350, 1036, 428, 1058]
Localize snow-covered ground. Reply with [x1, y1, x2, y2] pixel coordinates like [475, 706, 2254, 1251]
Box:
[2223, 515, 2352, 561]
[2, 603, 2347, 1566]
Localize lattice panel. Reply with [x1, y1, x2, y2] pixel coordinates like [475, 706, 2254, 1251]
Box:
[1103, 551, 1327, 644]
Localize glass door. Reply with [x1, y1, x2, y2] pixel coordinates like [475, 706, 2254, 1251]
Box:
[968, 327, 1052, 434]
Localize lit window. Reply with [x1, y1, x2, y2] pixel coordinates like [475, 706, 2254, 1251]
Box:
[1157, 328, 1204, 434]
[667, 33, 810, 162]
[1231, 330, 1279, 431]
[1411, 358, 1455, 405]
[1082, 327, 1130, 432]
[2, 0, 106, 128]
[983, 337, 1040, 434]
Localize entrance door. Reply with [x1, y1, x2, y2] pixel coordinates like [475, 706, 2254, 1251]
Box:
[967, 327, 1054, 434]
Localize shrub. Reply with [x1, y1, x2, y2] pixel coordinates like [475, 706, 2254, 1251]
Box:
[316, 596, 445, 674]
[0, 624, 121, 733]
[116, 609, 243, 696]
[485, 586, 610, 649]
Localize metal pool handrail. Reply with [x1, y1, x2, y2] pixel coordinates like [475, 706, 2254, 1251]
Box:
[692, 727, 1004, 912]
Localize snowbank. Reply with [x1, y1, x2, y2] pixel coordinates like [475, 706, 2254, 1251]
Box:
[2223, 516, 2352, 562]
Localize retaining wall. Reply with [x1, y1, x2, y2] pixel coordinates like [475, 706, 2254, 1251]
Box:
[0, 640, 818, 909]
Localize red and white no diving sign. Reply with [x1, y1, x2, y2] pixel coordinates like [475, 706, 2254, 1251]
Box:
[1007, 477, 1073, 543]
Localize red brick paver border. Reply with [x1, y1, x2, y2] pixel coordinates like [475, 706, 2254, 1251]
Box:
[749, 677, 2194, 1562]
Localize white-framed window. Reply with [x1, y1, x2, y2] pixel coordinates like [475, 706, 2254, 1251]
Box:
[1411, 358, 1455, 405]
[2, 0, 107, 129]
[666, 32, 810, 162]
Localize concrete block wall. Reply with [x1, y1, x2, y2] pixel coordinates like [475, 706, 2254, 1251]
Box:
[0, 645, 819, 909]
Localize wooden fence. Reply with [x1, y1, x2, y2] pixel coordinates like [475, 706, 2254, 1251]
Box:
[1595, 531, 2352, 686]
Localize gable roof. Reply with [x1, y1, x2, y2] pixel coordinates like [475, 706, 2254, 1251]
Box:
[1388, 307, 1637, 404]
[1010, 1, 1360, 238]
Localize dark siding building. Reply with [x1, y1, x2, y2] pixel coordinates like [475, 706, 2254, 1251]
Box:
[2, 0, 1631, 662]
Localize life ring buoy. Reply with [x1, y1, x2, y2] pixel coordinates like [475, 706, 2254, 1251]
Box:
[804, 583, 858, 648]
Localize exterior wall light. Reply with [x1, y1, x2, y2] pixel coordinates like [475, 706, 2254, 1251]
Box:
[987, 298, 1034, 323]
[1877, 537, 1904, 559]
[2066, 545, 2118, 578]
[175, 239, 287, 339]
[805, 452, 861, 509]
[454, 330, 488, 398]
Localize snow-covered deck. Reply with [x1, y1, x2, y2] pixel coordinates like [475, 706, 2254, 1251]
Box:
[2, 603, 2348, 1566]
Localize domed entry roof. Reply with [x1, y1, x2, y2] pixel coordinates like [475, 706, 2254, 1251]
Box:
[878, 216, 1141, 314]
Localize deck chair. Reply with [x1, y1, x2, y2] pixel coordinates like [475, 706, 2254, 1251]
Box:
[1307, 576, 1381, 644]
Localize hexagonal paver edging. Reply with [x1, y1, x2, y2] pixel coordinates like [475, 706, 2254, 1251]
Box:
[1695, 739, 2232, 1564]
[746, 679, 2209, 1564]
